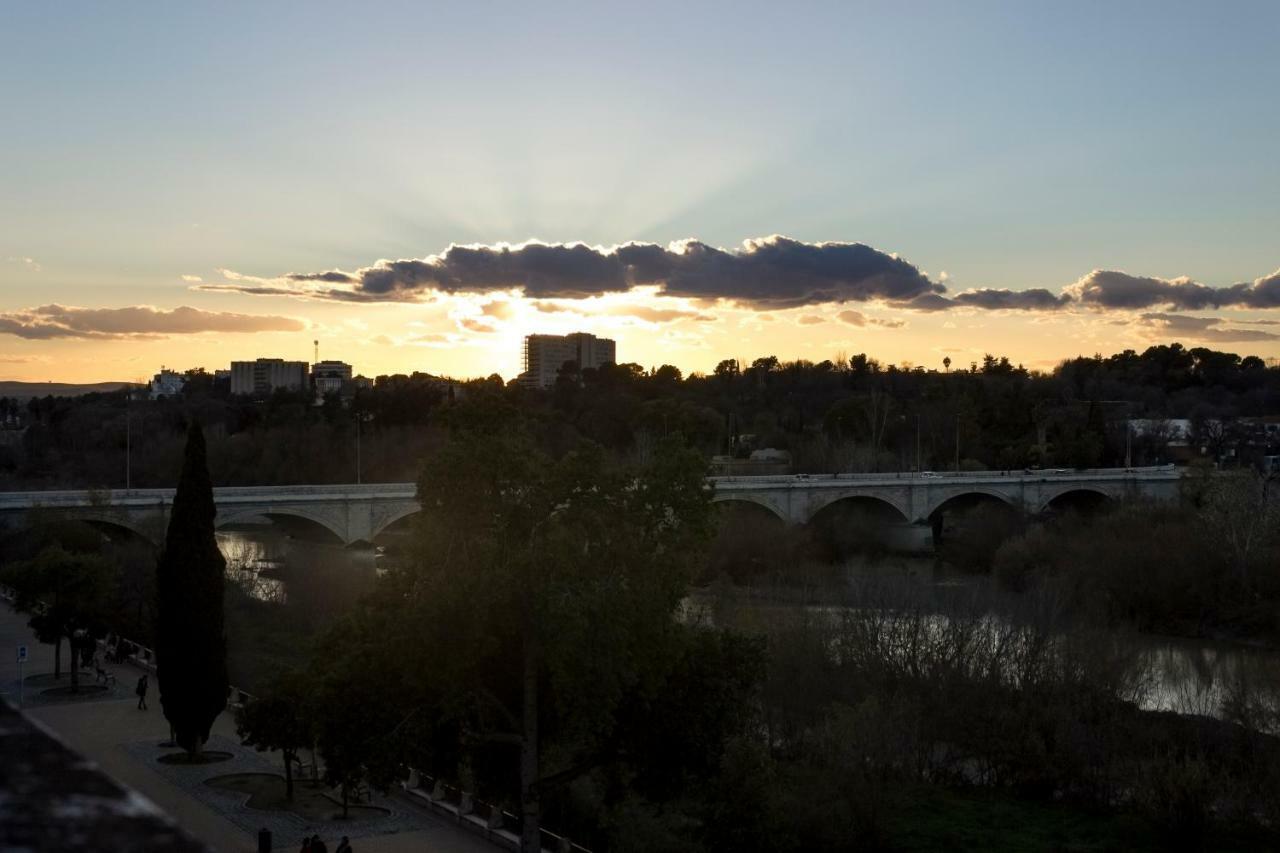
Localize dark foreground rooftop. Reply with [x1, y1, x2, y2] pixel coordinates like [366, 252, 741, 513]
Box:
[0, 699, 209, 852]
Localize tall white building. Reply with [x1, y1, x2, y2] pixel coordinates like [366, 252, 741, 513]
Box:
[520, 333, 616, 389]
[230, 358, 310, 396]
[149, 368, 186, 399]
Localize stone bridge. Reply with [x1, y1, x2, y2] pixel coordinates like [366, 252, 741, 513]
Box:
[0, 483, 420, 547]
[0, 467, 1181, 547]
[709, 466, 1182, 525]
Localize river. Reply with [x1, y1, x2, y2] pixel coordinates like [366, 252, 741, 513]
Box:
[692, 557, 1280, 720]
[217, 530, 1280, 722]
[215, 526, 387, 605]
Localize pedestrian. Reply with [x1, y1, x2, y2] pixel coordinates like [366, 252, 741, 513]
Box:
[299, 837, 311, 853]
[135, 674, 148, 710]
[311, 835, 328, 853]
[335, 837, 351, 853]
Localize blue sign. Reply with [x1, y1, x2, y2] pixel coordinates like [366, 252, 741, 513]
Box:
[16, 645, 26, 663]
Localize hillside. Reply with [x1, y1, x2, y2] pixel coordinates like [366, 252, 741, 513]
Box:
[0, 381, 135, 399]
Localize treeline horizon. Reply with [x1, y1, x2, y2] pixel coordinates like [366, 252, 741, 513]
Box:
[6, 337, 1280, 389]
[0, 341, 1277, 490]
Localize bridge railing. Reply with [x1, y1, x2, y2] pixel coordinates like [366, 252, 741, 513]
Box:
[710, 464, 1179, 484]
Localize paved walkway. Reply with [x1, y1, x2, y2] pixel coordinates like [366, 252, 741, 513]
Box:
[0, 604, 494, 853]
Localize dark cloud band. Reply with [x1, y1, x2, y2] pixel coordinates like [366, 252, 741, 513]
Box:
[217, 236, 944, 309]
[204, 236, 1280, 315]
[0, 305, 305, 340]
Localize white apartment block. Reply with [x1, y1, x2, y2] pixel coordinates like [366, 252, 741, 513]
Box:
[230, 359, 310, 396]
[520, 333, 617, 389]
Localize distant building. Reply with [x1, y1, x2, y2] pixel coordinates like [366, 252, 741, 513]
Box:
[230, 359, 309, 396]
[312, 360, 353, 397]
[519, 332, 616, 389]
[149, 368, 186, 399]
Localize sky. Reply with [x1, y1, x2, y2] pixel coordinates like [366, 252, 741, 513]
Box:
[1, 1, 1279, 383]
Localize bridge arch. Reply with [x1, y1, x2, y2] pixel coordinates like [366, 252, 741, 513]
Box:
[1039, 486, 1116, 515]
[371, 506, 423, 541]
[39, 510, 162, 545]
[3, 511, 160, 548]
[806, 495, 911, 561]
[215, 507, 346, 544]
[805, 492, 910, 525]
[709, 494, 789, 523]
[927, 490, 1024, 570]
[924, 488, 1019, 522]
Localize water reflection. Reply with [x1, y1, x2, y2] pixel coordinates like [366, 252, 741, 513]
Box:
[688, 581, 1280, 722]
[216, 526, 379, 605]
[1139, 638, 1280, 719]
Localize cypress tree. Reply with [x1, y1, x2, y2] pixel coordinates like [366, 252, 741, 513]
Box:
[156, 420, 228, 757]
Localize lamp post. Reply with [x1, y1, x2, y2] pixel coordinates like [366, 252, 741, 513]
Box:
[125, 386, 132, 490]
[916, 413, 921, 472]
[954, 412, 960, 473]
[355, 411, 373, 484]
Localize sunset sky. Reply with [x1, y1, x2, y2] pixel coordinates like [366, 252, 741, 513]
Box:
[2, 2, 1278, 383]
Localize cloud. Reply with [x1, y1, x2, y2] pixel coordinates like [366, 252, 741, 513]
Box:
[411, 333, 467, 347]
[951, 288, 1070, 311]
[0, 305, 305, 340]
[1136, 313, 1280, 343]
[612, 305, 714, 324]
[798, 314, 825, 325]
[458, 317, 497, 334]
[1067, 269, 1280, 310]
[205, 237, 1280, 319]
[6, 257, 41, 273]
[481, 300, 516, 320]
[181, 274, 203, 283]
[213, 235, 944, 309]
[837, 310, 905, 328]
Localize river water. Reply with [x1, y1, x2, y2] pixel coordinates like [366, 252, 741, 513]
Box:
[217, 529, 1280, 722]
[215, 526, 383, 605]
[691, 559, 1280, 720]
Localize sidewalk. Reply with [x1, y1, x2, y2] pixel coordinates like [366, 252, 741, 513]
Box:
[1, 604, 493, 853]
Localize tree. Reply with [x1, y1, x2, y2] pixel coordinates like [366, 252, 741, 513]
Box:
[236, 671, 313, 799]
[354, 431, 714, 852]
[155, 421, 229, 757]
[310, 665, 406, 819]
[2, 544, 116, 691]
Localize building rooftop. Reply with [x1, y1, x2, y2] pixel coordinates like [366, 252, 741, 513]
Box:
[0, 699, 210, 852]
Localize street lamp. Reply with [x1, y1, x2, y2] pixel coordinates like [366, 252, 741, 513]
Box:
[355, 411, 373, 484]
[125, 386, 132, 490]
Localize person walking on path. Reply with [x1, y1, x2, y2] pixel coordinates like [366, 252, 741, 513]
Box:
[298, 838, 311, 853]
[334, 837, 352, 853]
[310, 835, 328, 853]
[135, 674, 148, 710]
